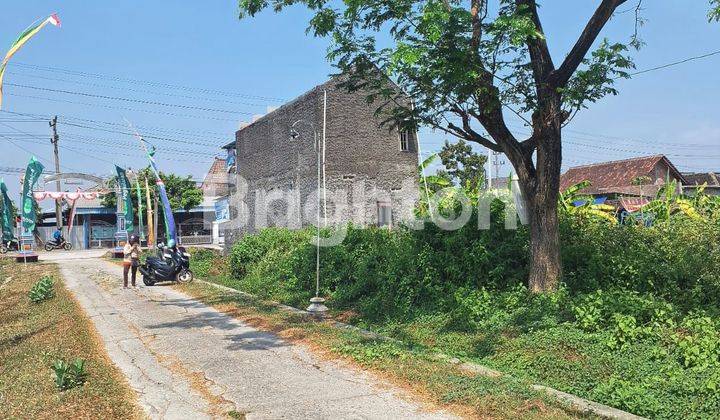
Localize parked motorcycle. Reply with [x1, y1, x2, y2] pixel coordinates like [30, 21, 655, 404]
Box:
[139, 244, 193, 286]
[44, 237, 72, 251]
[0, 238, 19, 254]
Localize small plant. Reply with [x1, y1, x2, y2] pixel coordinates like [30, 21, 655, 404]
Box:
[52, 358, 87, 390]
[29, 276, 55, 303]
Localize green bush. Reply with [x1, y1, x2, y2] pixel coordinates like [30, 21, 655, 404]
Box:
[220, 207, 720, 417]
[28, 276, 55, 303]
[52, 359, 87, 391]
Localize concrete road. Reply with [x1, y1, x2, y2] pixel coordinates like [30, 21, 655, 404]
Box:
[57, 256, 455, 419]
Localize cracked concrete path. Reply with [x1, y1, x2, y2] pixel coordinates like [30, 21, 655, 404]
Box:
[58, 255, 456, 419]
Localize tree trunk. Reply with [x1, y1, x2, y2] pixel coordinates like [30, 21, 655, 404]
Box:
[526, 192, 562, 292]
[515, 129, 563, 293]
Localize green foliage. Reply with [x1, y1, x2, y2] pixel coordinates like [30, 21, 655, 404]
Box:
[28, 276, 54, 303]
[52, 358, 87, 391]
[187, 248, 218, 279]
[102, 167, 202, 212]
[437, 139, 487, 192]
[710, 0, 720, 21]
[220, 196, 720, 417]
[559, 181, 617, 224]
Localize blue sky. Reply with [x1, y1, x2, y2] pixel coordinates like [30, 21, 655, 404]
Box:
[0, 1, 718, 199]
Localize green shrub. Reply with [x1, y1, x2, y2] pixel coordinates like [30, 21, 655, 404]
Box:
[52, 359, 87, 390]
[28, 276, 55, 303]
[220, 203, 720, 418]
[188, 248, 219, 278]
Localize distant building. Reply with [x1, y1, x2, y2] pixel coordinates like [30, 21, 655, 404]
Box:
[682, 172, 720, 196]
[560, 155, 686, 198]
[200, 157, 230, 197]
[222, 73, 420, 244]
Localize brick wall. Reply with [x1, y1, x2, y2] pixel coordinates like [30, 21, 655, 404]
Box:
[223, 75, 419, 248]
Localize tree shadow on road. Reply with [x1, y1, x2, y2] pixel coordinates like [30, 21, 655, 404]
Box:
[146, 298, 290, 352]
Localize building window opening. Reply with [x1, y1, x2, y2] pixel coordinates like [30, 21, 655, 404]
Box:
[377, 200, 392, 227]
[399, 130, 411, 151]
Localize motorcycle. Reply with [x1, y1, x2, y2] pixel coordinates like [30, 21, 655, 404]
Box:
[139, 244, 193, 286]
[44, 237, 72, 251]
[0, 238, 19, 254]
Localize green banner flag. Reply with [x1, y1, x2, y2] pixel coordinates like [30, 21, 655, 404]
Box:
[115, 166, 134, 233]
[0, 179, 16, 241]
[135, 177, 144, 240]
[21, 156, 44, 232]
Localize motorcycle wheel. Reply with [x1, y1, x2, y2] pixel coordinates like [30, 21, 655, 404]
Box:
[176, 269, 194, 284]
[44, 243, 54, 251]
[143, 276, 155, 286]
[63, 242, 73, 251]
[0, 244, 7, 254]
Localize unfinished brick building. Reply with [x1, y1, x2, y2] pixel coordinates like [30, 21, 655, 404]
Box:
[222, 74, 420, 245]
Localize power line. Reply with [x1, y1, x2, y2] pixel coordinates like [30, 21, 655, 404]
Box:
[0, 109, 232, 138]
[626, 49, 720, 78]
[9, 61, 286, 102]
[5, 82, 256, 115]
[5, 92, 239, 122]
[4, 71, 276, 108]
[0, 117, 221, 157]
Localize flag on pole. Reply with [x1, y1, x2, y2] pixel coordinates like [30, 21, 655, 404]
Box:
[136, 177, 145, 241]
[125, 120, 176, 243]
[21, 157, 44, 232]
[0, 179, 16, 241]
[0, 14, 61, 109]
[115, 166, 134, 233]
[145, 176, 154, 247]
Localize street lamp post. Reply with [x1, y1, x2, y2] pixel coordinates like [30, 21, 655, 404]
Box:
[290, 119, 327, 317]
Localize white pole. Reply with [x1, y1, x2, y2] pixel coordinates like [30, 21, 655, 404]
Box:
[412, 103, 433, 219]
[315, 130, 321, 297]
[322, 90, 328, 227]
[487, 148, 493, 191]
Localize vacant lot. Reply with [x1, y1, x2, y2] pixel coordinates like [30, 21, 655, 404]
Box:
[0, 259, 141, 419]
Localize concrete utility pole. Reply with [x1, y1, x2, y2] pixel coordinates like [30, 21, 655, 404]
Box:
[492, 151, 506, 188]
[49, 116, 62, 229]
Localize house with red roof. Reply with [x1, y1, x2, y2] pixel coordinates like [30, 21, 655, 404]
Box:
[560, 155, 686, 198]
[560, 155, 687, 214]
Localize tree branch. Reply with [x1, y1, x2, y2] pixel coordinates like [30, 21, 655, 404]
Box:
[516, 0, 555, 83]
[470, 0, 484, 53]
[446, 108, 503, 152]
[549, 0, 628, 87]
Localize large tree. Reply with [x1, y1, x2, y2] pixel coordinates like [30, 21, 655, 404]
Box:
[239, 0, 719, 292]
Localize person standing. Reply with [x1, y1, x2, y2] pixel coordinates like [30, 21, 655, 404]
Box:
[123, 234, 141, 288]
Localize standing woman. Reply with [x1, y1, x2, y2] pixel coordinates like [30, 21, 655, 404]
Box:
[123, 234, 141, 288]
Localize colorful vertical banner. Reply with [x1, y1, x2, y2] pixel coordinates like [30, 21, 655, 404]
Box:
[135, 177, 144, 241]
[21, 156, 44, 232]
[126, 120, 176, 242]
[144, 176, 154, 247]
[0, 14, 61, 109]
[115, 166, 134, 233]
[157, 180, 174, 243]
[0, 179, 16, 241]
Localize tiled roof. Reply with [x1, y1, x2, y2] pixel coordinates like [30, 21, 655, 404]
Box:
[560, 155, 684, 195]
[682, 172, 720, 186]
[201, 158, 230, 197]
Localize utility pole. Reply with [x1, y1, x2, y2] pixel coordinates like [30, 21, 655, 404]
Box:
[49, 116, 62, 230]
[492, 151, 506, 189]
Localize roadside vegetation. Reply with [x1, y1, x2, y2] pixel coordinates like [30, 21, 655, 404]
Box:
[189, 185, 720, 419]
[0, 259, 141, 419]
[179, 276, 591, 419]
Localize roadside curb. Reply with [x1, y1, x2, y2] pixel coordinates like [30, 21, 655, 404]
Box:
[194, 279, 646, 420]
